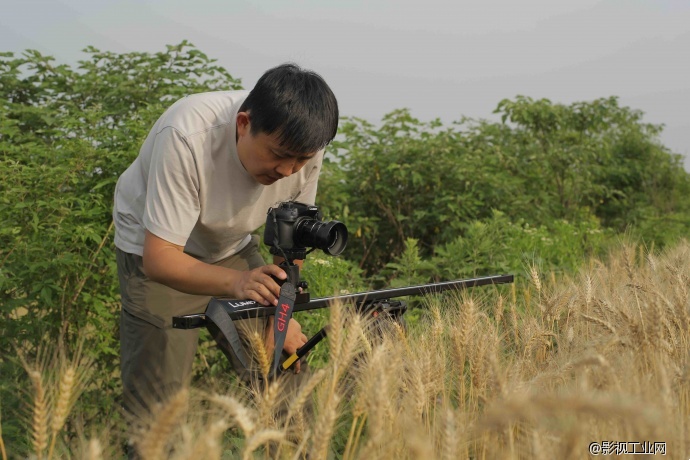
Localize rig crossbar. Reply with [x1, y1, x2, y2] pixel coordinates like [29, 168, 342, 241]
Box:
[172, 274, 514, 329]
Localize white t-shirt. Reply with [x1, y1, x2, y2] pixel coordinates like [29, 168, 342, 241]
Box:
[113, 91, 323, 263]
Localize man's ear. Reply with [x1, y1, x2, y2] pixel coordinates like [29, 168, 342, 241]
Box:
[236, 111, 251, 136]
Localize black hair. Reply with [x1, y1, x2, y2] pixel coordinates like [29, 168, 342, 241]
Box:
[239, 63, 339, 155]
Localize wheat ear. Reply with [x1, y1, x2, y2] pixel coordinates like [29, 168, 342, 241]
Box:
[530, 264, 542, 298]
[440, 408, 457, 460]
[190, 419, 230, 460]
[136, 388, 189, 460]
[210, 394, 256, 437]
[255, 380, 281, 429]
[285, 368, 327, 426]
[84, 438, 103, 460]
[311, 392, 341, 460]
[47, 364, 76, 459]
[28, 369, 49, 460]
[248, 330, 271, 382]
[241, 429, 284, 460]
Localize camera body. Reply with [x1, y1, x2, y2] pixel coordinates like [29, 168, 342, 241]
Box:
[264, 201, 347, 260]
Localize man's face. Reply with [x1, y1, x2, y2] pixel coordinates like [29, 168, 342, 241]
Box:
[236, 112, 318, 186]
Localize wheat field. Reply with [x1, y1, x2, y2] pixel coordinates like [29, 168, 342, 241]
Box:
[8, 240, 690, 459]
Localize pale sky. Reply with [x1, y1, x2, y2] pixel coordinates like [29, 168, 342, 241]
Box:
[2, 0, 689, 169]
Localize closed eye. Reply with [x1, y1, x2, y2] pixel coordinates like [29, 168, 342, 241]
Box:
[272, 149, 314, 163]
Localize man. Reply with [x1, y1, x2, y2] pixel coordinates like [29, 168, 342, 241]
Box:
[112, 63, 338, 425]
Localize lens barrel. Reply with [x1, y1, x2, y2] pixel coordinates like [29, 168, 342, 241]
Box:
[294, 218, 348, 256]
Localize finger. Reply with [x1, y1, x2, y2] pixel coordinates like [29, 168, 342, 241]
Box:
[289, 318, 302, 332]
[261, 264, 288, 280]
[258, 276, 285, 305]
[256, 267, 284, 298]
[247, 282, 277, 306]
[244, 289, 271, 306]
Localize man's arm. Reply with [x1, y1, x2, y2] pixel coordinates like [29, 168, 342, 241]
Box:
[145, 231, 309, 371]
[142, 230, 287, 306]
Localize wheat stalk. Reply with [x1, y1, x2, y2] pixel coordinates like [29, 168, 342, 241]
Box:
[311, 392, 341, 460]
[28, 369, 49, 460]
[329, 301, 344, 365]
[190, 419, 230, 460]
[210, 394, 256, 437]
[255, 379, 281, 429]
[136, 387, 189, 460]
[459, 297, 477, 351]
[241, 429, 284, 460]
[46, 364, 75, 459]
[510, 284, 520, 346]
[494, 294, 505, 327]
[356, 343, 392, 455]
[580, 313, 617, 335]
[84, 438, 103, 460]
[248, 330, 271, 382]
[440, 408, 457, 460]
[285, 368, 327, 426]
[334, 313, 364, 384]
[529, 264, 542, 298]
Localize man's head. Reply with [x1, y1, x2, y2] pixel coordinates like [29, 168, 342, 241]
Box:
[236, 63, 339, 185]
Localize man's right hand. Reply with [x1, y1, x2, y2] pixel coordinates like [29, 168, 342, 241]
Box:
[231, 264, 288, 306]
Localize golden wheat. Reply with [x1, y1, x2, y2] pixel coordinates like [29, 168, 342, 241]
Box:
[209, 394, 256, 437]
[136, 387, 189, 460]
[9, 240, 690, 458]
[28, 369, 49, 460]
[241, 429, 284, 460]
[248, 330, 271, 381]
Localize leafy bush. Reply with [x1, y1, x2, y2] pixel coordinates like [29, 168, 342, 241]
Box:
[381, 211, 612, 282]
[319, 98, 690, 274]
[430, 210, 614, 280]
[0, 41, 242, 443]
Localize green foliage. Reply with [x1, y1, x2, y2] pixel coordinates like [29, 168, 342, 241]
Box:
[320, 97, 690, 274]
[0, 41, 242, 448]
[430, 210, 613, 280]
[301, 252, 368, 297]
[381, 238, 436, 288]
[294, 253, 369, 368]
[3, 42, 690, 457]
[495, 95, 690, 233]
[320, 110, 521, 274]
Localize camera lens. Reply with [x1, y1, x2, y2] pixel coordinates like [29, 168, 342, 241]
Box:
[294, 218, 348, 256]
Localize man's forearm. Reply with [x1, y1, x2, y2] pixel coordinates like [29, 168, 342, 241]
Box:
[144, 244, 240, 296]
[143, 230, 288, 305]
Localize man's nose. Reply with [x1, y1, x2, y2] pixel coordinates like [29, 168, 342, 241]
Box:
[275, 158, 298, 177]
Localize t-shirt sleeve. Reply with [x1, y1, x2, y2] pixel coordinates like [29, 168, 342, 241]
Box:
[143, 127, 200, 246]
[295, 150, 324, 205]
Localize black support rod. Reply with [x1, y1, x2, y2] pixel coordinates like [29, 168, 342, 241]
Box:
[172, 274, 514, 329]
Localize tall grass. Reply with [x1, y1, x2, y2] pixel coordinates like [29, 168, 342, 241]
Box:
[4, 240, 689, 458]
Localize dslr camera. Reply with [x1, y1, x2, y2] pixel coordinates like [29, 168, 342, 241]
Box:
[264, 201, 348, 260]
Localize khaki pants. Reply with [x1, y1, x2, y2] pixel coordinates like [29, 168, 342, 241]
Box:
[117, 236, 269, 419]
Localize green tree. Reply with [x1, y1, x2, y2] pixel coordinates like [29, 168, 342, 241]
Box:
[494, 95, 690, 234]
